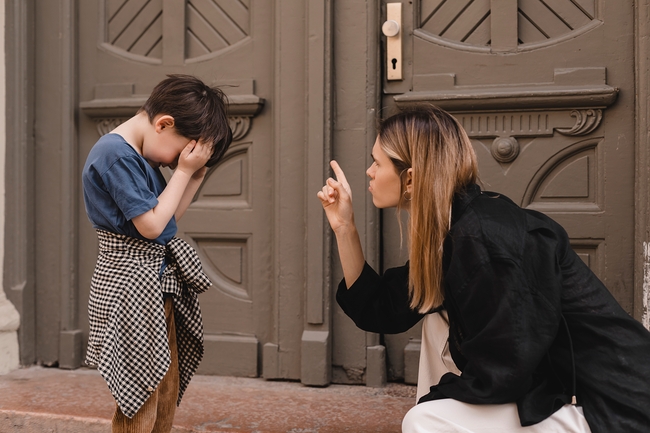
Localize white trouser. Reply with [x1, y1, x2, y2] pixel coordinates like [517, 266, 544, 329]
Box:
[402, 400, 591, 433]
[405, 313, 592, 433]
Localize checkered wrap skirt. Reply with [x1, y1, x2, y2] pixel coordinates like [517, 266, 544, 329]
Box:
[86, 230, 211, 418]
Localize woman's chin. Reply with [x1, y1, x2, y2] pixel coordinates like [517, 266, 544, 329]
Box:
[372, 198, 394, 209]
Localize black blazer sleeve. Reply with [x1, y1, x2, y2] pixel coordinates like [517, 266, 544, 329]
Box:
[336, 262, 425, 334]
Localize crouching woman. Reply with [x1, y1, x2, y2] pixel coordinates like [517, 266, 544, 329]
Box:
[317, 105, 650, 433]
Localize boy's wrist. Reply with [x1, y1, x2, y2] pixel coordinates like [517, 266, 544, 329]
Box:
[173, 167, 195, 180]
[191, 166, 208, 180]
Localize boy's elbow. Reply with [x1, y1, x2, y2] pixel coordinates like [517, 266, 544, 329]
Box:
[138, 226, 163, 240]
[132, 213, 164, 240]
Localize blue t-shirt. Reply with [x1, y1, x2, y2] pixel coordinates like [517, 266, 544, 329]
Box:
[82, 133, 177, 245]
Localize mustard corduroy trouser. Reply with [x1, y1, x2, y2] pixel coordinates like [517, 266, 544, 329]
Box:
[112, 297, 180, 433]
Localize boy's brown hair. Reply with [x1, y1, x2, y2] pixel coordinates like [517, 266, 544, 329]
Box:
[140, 74, 233, 167]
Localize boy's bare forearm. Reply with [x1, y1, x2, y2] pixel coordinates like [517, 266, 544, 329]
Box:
[132, 170, 192, 239]
[175, 173, 205, 221]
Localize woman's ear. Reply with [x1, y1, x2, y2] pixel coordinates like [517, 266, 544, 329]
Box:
[154, 115, 175, 133]
[405, 168, 413, 195]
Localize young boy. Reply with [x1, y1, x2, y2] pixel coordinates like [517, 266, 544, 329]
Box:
[82, 74, 232, 432]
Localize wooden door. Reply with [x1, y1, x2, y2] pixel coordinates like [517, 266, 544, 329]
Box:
[380, 0, 634, 383]
[77, 0, 272, 377]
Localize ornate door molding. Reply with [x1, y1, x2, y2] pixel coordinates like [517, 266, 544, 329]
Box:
[416, 0, 599, 53]
[99, 0, 251, 64]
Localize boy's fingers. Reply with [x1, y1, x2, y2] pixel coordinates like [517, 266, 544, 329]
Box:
[184, 140, 210, 160]
[183, 141, 196, 154]
[197, 140, 212, 157]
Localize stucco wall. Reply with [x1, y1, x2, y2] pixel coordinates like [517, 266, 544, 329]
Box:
[0, 0, 20, 375]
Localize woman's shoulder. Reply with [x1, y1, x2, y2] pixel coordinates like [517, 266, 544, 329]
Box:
[470, 190, 523, 219]
[453, 190, 524, 238]
[465, 190, 563, 234]
[455, 190, 564, 260]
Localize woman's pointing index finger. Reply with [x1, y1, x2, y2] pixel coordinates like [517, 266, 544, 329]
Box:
[330, 160, 348, 184]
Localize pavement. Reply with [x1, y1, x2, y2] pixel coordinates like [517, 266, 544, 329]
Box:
[0, 366, 416, 433]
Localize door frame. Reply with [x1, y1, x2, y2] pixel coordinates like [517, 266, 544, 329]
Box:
[634, 0, 650, 327]
[4, 0, 81, 368]
[5, 0, 37, 366]
[328, 0, 384, 386]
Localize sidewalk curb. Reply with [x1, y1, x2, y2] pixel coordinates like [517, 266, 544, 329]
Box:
[0, 410, 255, 433]
[0, 367, 415, 432]
[1, 410, 109, 433]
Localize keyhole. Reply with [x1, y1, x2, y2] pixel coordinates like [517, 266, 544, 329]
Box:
[391, 58, 397, 70]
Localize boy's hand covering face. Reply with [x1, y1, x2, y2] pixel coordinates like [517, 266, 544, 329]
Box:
[177, 139, 212, 175]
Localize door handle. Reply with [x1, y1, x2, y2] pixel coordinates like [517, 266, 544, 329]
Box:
[383, 3, 402, 81]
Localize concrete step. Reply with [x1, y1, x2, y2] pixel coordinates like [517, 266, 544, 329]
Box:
[0, 367, 416, 432]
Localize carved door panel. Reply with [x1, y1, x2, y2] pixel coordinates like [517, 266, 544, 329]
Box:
[77, 0, 272, 377]
[381, 0, 634, 383]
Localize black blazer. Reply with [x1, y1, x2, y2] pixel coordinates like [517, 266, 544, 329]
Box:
[337, 184, 650, 433]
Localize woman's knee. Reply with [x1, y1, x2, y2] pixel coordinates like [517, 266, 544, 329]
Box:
[402, 403, 436, 433]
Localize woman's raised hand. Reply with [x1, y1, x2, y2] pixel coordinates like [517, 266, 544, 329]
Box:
[317, 160, 355, 233]
[317, 160, 365, 286]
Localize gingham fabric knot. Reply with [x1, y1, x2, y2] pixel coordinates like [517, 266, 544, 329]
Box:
[162, 237, 212, 296]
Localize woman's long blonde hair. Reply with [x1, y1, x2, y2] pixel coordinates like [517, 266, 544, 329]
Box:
[378, 105, 479, 313]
